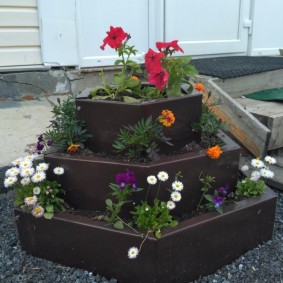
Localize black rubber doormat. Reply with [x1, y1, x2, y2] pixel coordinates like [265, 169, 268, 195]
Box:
[191, 56, 283, 79]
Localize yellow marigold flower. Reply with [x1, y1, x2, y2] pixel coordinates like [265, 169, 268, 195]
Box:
[195, 83, 206, 93]
[67, 144, 80, 153]
[131, 75, 139, 81]
[206, 145, 222, 159]
[158, 109, 175, 127]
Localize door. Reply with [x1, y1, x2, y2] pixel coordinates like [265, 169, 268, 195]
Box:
[164, 0, 251, 56]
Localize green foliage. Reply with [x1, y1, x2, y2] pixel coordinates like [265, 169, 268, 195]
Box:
[105, 183, 141, 229]
[44, 94, 92, 151]
[197, 174, 215, 211]
[163, 56, 197, 96]
[236, 179, 265, 197]
[192, 93, 227, 147]
[131, 199, 177, 238]
[112, 116, 172, 160]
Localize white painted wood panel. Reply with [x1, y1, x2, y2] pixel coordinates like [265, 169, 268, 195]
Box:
[164, 0, 251, 56]
[250, 0, 283, 56]
[76, 0, 149, 67]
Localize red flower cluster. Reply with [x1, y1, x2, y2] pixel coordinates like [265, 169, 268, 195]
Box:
[100, 26, 128, 50]
[145, 40, 184, 91]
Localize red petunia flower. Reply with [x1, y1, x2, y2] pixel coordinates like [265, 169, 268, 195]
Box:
[145, 48, 164, 72]
[100, 26, 128, 50]
[156, 40, 184, 53]
[148, 68, 169, 91]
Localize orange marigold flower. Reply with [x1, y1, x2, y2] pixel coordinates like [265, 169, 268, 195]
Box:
[195, 83, 206, 93]
[158, 109, 175, 127]
[67, 144, 80, 153]
[206, 145, 222, 159]
[131, 75, 139, 81]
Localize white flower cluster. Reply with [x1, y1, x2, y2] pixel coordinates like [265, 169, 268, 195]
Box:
[128, 171, 185, 259]
[240, 155, 276, 182]
[3, 155, 65, 218]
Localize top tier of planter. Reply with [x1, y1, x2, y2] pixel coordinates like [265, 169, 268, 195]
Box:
[76, 88, 202, 154]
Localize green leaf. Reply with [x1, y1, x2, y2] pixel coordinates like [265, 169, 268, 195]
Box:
[204, 194, 213, 202]
[105, 199, 113, 208]
[155, 229, 162, 238]
[45, 205, 54, 213]
[114, 221, 124, 229]
[123, 96, 141, 103]
[43, 212, 54, 220]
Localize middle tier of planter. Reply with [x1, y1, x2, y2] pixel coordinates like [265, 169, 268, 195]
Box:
[76, 90, 202, 154]
[45, 132, 240, 216]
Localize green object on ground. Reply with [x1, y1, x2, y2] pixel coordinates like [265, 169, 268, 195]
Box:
[245, 88, 283, 101]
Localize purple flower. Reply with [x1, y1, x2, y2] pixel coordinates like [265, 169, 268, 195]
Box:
[213, 195, 224, 209]
[47, 140, 53, 146]
[115, 170, 137, 190]
[218, 183, 229, 196]
[38, 134, 44, 142]
[36, 142, 44, 151]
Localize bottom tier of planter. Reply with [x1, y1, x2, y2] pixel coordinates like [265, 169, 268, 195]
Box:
[15, 188, 277, 283]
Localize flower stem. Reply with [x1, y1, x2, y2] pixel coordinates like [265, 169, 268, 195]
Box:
[139, 233, 149, 252]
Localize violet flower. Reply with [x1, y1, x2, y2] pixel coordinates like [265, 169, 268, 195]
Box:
[218, 183, 229, 196]
[115, 170, 137, 190]
[213, 195, 224, 209]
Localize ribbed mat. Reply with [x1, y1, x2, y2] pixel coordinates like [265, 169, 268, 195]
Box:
[191, 56, 283, 79]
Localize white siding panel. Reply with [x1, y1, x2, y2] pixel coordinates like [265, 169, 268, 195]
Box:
[0, 28, 40, 46]
[0, 47, 42, 66]
[0, 9, 38, 27]
[0, 0, 36, 7]
[0, 0, 42, 67]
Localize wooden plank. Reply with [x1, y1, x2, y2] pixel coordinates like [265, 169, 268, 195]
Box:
[0, 47, 42, 66]
[0, 28, 40, 46]
[0, 0, 37, 7]
[0, 10, 38, 27]
[202, 78, 271, 157]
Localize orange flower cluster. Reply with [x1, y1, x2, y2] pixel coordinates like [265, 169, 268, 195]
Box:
[206, 145, 222, 159]
[131, 75, 139, 81]
[67, 144, 80, 153]
[158, 109, 175, 127]
[195, 83, 206, 93]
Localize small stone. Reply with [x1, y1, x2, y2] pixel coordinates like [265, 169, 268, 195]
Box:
[239, 264, 243, 270]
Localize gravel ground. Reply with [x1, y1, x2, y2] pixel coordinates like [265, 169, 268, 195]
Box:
[1, 166, 283, 283]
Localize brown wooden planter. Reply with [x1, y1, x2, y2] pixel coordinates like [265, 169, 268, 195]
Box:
[45, 131, 240, 216]
[76, 89, 202, 154]
[15, 187, 277, 283]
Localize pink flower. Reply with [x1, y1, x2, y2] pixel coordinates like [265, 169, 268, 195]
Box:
[156, 40, 184, 53]
[100, 26, 128, 50]
[145, 48, 164, 72]
[148, 68, 169, 91]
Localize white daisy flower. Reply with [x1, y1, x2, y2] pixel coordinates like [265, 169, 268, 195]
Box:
[4, 176, 18, 188]
[147, 175, 157, 185]
[24, 154, 37, 162]
[260, 168, 274, 179]
[31, 171, 46, 183]
[5, 167, 20, 177]
[33, 186, 41, 195]
[166, 200, 176, 210]
[20, 167, 35, 178]
[128, 247, 139, 259]
[240, 165, 249, 172]
[24, 195, 38, 206]
[31, 205, 45, 218]
[36, 163, 49, 172]
[171, 191, 182, 202]
[20, 177, 31, 186]
[264, 156, 276, 165]
[250, 171, 261, 182]
[157, 171, 169, 182]
[11, 157, 23, 166]
[251, 159, 264, 169]
[53, 167, 65, 175]
[172, 181, 184, 191]
[19, 160, 33, 170]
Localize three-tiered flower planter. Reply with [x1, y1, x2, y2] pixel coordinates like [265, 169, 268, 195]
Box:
[15, 89, 277, 283]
